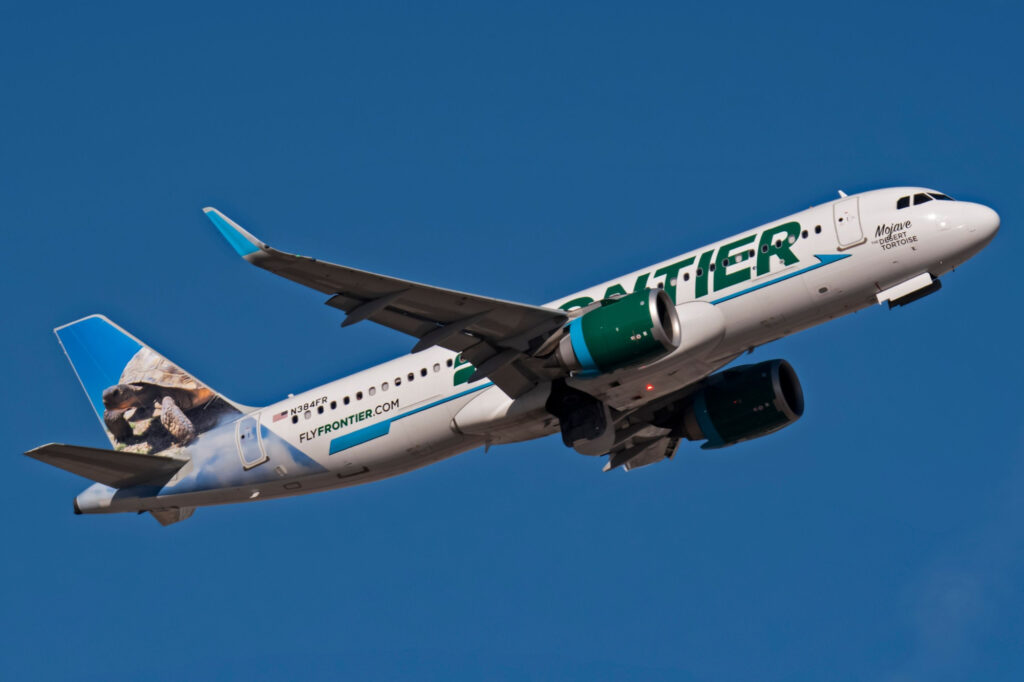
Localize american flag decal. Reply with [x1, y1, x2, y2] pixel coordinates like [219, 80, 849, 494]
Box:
[272, 410, 288, 423]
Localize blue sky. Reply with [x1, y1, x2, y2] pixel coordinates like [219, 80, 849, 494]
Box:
[2, 1, 1022, 680]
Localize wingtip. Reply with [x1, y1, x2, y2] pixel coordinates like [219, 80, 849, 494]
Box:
[203, 207, 263, 258]
[24, 443, 49, 458]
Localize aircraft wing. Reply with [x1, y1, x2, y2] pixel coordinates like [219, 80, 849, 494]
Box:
[205, 208, 568, 397]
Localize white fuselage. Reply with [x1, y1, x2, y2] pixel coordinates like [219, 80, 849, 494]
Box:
[74, 187, 999, 515]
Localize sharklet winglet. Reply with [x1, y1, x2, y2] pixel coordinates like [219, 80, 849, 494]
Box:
[203, 207, 265, 259]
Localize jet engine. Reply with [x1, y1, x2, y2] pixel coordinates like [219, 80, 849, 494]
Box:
[556, 289, 681, 375]
[654, 359, 804, 449]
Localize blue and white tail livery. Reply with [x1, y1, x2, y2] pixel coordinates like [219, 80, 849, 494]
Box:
[54, 315, 247, 451]
[28, 187, 999, 525]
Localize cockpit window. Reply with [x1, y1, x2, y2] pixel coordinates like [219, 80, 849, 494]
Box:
[898, 192, 954, 209]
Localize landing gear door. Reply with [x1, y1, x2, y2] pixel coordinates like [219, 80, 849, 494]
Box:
[236, 414, 268, 469]
[834, 197, 866, 249]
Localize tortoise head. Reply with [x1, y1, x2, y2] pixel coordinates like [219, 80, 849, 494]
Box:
[102, 383, 147, 409]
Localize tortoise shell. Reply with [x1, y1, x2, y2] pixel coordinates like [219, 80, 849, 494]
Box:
[118, 347, 215, 405]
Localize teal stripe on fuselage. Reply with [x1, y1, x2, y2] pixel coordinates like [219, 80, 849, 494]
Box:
[710, 253, 851, 305]
[329, 421, 391, 452]
[328, 382, 493, 455]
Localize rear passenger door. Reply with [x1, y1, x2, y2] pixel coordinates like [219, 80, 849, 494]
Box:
[236, 414, 268, 469]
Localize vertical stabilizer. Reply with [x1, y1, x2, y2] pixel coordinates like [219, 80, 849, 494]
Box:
[54, 315, 247, 453]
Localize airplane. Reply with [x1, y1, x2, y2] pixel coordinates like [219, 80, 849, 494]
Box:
[26, 187, 999, 525]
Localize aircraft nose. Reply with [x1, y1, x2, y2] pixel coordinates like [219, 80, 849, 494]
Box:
[969, 203, 1000, 244]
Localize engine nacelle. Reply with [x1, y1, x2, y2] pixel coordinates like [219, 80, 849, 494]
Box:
[674, 359, 804, 449]
[556, 289, 681, 375]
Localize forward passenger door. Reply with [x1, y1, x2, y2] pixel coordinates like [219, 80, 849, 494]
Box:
[834, 197, 866, 249]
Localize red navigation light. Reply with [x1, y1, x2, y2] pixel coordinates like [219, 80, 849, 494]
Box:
[645, 383, 655, 392]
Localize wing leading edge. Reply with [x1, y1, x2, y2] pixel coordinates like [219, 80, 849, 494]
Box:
[204, 208, 568, 397]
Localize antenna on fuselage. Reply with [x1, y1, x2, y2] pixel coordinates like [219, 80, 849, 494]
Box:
[838, 190, 848, 198]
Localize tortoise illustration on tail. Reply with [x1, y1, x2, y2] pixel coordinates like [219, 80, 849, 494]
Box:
[54, 315, 248, 454]
[101, 347, 217, 444]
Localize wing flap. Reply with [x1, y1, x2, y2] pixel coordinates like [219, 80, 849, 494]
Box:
[604, 435, 681, 472]
[26, 443, 188, 488]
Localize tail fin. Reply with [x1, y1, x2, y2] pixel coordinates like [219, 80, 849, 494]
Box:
[54, 315, 248, 452]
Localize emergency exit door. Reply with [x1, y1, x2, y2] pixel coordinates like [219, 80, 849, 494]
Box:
[236, 414, 268, 469]
[833, 197, 866, 249]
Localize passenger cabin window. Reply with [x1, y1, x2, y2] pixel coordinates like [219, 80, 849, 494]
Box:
[897, 196, 910, 209]
[913, 193, 932, 205]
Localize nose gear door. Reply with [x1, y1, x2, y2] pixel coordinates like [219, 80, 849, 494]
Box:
[833, 197, 866, 249]
[236, 413, 268, 469]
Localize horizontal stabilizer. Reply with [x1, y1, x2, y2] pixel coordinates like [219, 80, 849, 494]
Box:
[25, 443, 188, 488]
